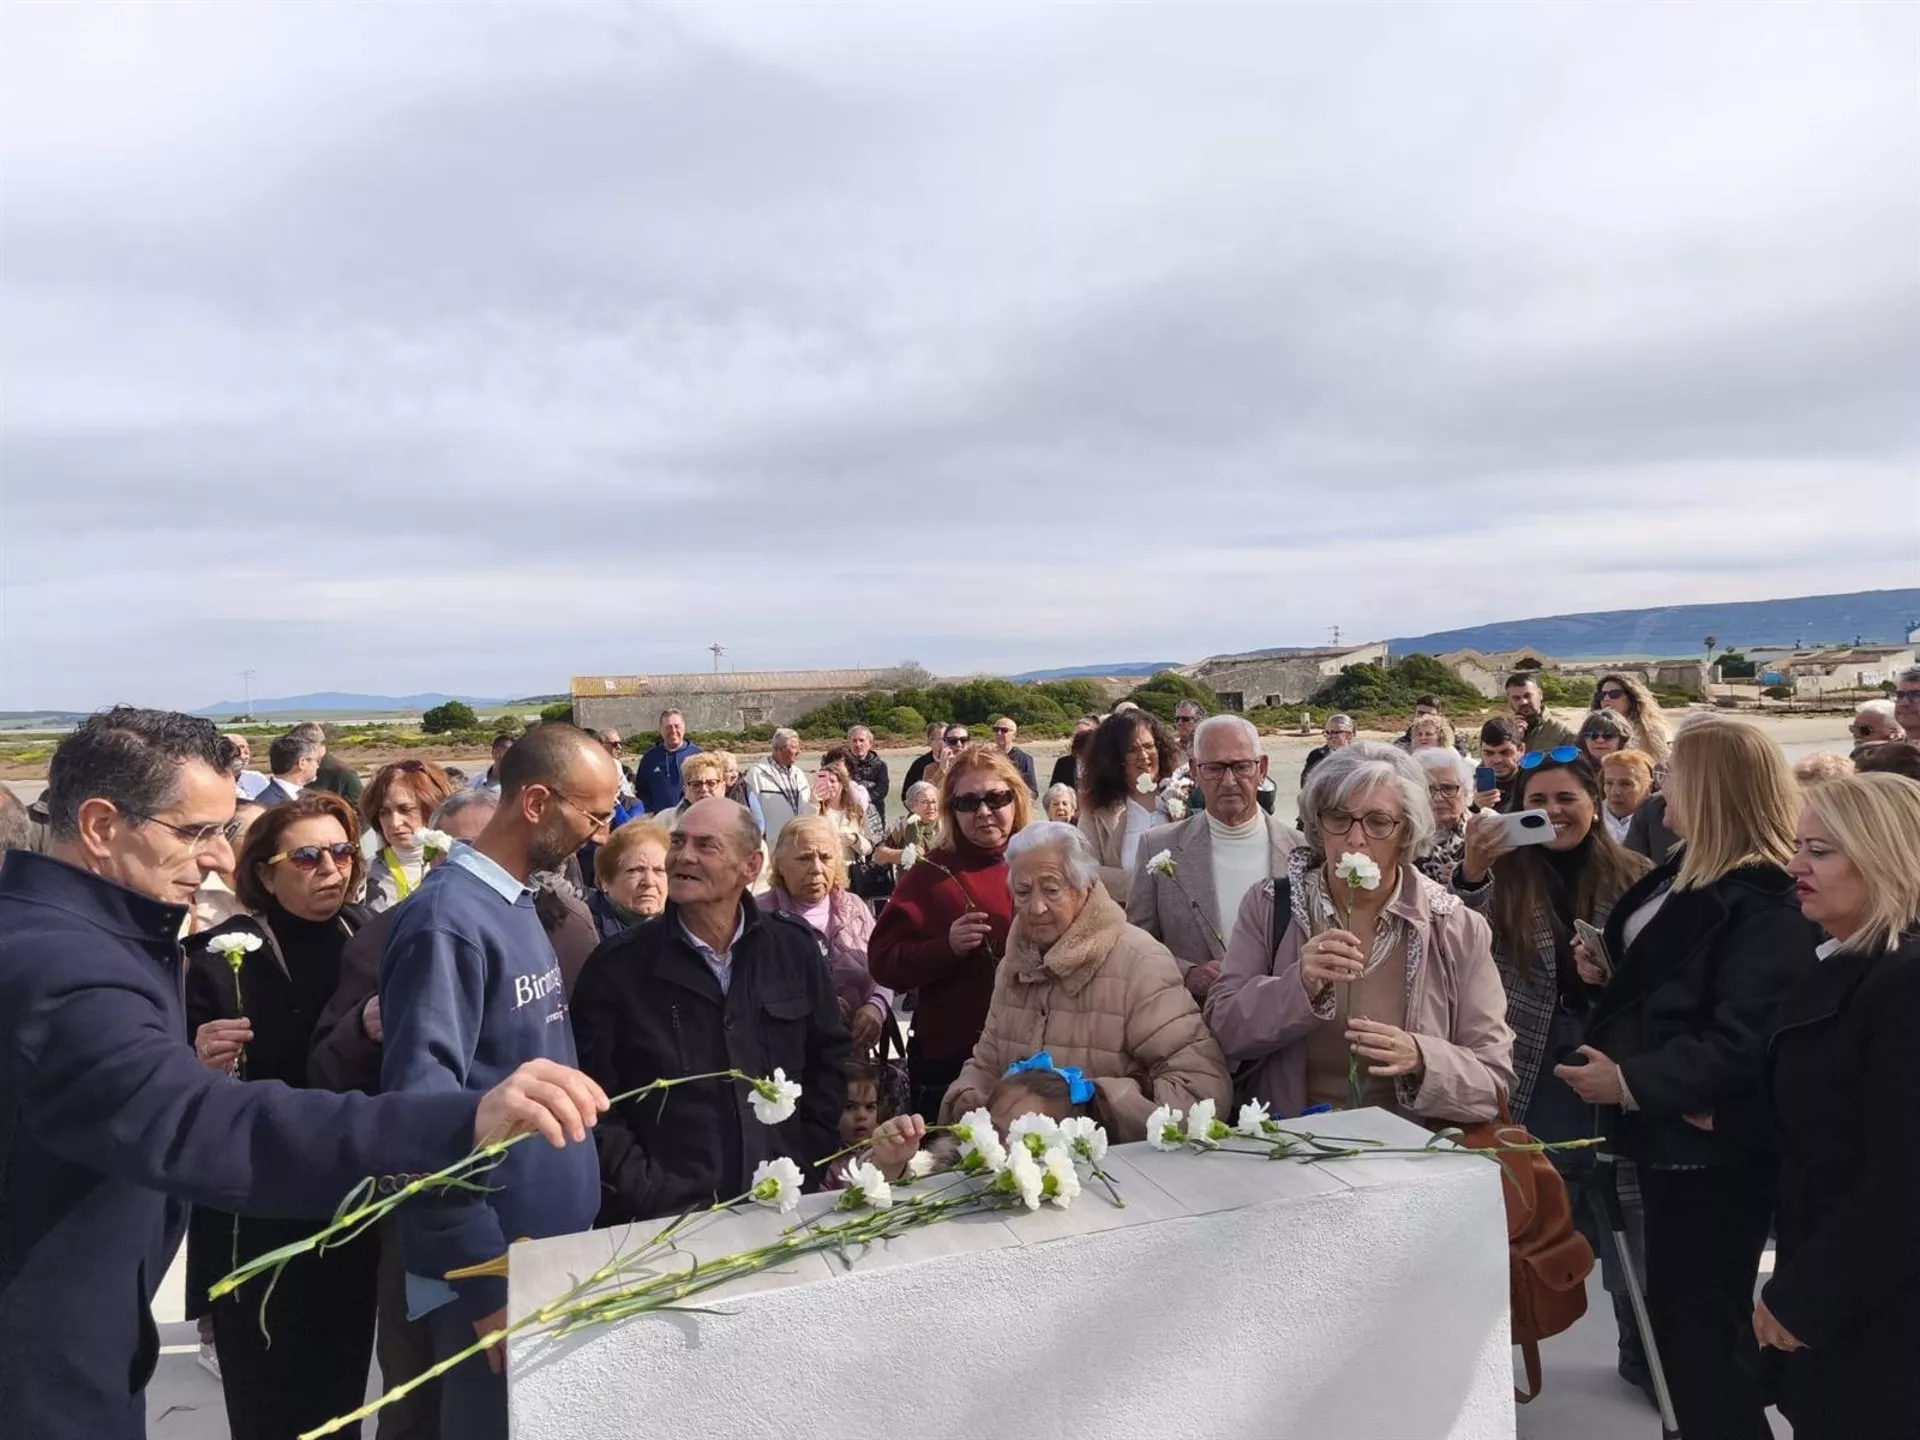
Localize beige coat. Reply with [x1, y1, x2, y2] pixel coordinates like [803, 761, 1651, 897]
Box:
[1126, 812, 1303, 974]
[941, 883, 1233, 1141]
[1203, 852, 1516, 1125]
[1078, 796, 1174, 903]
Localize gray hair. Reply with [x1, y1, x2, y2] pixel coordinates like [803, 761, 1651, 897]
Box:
[1413, 744, 1475, 788]
[431, 788, 499, 829]
[847, 724, 873, 741]
[1325, 714, 1355, 734]
[1192, 714, 1258, 759]
[1174, 700, 1208, 720]
[770, 727, 800, 749]
[268, 733, 321, 776]
[1898, 665, 1920, 687]
[1041, 782, 1078, 816]
[1004, 820, 1101, 892]
[1856, 699, 1897, 722]
[1299, 741, 1435, 861]
[904, 780, 938, 807]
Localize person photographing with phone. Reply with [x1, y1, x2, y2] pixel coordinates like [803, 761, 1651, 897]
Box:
[1451, 745, 1653, 1397]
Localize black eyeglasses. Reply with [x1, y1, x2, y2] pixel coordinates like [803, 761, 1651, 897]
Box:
[1519, 746, 1583, 770]
[1195, 760, 1260, 780]
[992, 726, 1015, 735]
[951, 789, 1015, 814]
[269, 841, 357, 871]
[944, 735, 968, 747]
[1320, 809, 1402, 839]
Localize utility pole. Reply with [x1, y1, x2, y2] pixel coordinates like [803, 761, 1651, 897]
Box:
[709, 643, 726, 673]
[1329, 625, 1342, 648]
[240, 668, 255, 722]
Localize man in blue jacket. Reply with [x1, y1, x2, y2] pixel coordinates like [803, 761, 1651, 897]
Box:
[634, 707, 701, 814]
[380, 721, 622, 1440]
[0, 708, 608, 1440]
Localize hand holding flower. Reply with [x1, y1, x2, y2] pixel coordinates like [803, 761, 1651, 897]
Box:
[867, 1113, 927, 1181]
[1346, 1018, 1423, 1080]
[1299, 929, 1366, 1000]
[193, 1017, 253, 1072]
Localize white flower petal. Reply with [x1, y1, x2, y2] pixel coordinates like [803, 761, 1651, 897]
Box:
[906, 1150, 935, 1179]
[749, 1156, 804, 1213]
[748, 1069, 802, 1126]
[1145, 1104, 1184, 1151]
[1235, 1100, 1272, 1138]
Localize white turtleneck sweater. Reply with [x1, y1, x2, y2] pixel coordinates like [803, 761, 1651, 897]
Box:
[1208, 811, 1270, 941]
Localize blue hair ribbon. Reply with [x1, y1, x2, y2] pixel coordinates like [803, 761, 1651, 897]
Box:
[1004, 1052, 1097, 1106]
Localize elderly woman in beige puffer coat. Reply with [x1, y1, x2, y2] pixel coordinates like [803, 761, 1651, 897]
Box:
[940, 821, 1233, 1142]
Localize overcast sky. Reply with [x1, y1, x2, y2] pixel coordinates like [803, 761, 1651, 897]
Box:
[2, 1, 1915, 710]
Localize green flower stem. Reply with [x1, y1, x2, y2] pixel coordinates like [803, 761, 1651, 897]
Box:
[809, 1122, 961, 1174]
[213, 1069, 749, 1303]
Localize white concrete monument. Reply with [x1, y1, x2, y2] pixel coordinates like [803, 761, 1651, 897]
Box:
[508, 1108, 1513, 1440]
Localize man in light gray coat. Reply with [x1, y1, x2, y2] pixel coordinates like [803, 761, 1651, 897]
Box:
[1127, 716, 1302, 1001]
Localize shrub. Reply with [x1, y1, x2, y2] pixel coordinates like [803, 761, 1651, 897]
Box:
[421, 701, 478, 734]
[1310, 654, 1482, 716]
[883, 706, 926, 736]
[491, 713, 526, 738]
[1763, 684, 1794, 700]
[539, 701, 575, 724]
[1122, 671, 1220, 724]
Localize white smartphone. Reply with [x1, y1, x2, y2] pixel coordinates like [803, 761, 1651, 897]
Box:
[1573, 919, 1614, 983]
[1493, 809, 1557, 848]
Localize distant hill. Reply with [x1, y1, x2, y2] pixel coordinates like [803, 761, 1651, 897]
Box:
[1008, 662, 1180, 683]
[1388, 589, 1920, 660]
[196, 692, 510, 717]
[0, 710, 90, 729]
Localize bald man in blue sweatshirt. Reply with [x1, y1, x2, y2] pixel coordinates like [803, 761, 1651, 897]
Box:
[380, 724, 623, 1440]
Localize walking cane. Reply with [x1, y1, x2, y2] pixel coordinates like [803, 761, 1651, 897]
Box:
[1590, 1150, 1680, 1439]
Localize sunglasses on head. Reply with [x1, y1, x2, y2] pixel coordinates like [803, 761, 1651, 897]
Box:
[269, 841, 358, 871]
[951, 788, 1015, 814]
[1518, 746, 1583, 770]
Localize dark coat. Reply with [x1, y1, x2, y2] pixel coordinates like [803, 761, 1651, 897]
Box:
[1622, 792, 1679, 866]
[1761, 932, 1920, 1437]
[1585, 860, 1819, 1168]
[1005, 746, 1039, 796]
[0, 853, 475, 1440]
[846, 752, 891, 822]
[1048, 754, 1077, 792]
[253, 778, 300, 808]
[569, 899, 850, 1224]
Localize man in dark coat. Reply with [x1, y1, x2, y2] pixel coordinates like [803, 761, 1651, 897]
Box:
[570, 797, 850, 1223]
[843, 725, 891, 824]
[989, 716, 1039, 795]
[0, 708, 607, 1440]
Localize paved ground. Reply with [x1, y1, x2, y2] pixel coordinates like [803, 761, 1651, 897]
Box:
[148, 1253, 1791, 1438]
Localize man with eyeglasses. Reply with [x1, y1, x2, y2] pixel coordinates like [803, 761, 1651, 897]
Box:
[1848, 698, 1906, 758]
[989, 716, 1039, 796]
[1894, 664, 1920, 739]
[0, 709, 609, 1440]
[378, 722, 623, 1440]
[1128, 716, 1301, 1000]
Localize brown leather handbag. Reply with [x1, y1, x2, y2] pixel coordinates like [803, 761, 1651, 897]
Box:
[1440, 1110, 1595, 1403]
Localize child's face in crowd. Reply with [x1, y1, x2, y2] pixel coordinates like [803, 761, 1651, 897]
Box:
[987, 1084, 1072, 1138]
[840, 1082, 879, 1147]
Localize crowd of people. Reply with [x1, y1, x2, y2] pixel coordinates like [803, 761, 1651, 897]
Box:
[1, 667, 1916, 1440]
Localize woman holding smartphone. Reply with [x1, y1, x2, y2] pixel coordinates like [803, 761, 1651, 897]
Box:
[1555, 719, 1820, 1440]
[1452, 747, 1652, 1391]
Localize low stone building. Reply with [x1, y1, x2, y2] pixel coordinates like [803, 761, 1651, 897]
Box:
[1434, 648, 1555, 698]
[570, 668, 906, 735]
[1180, 644, 1389, 711]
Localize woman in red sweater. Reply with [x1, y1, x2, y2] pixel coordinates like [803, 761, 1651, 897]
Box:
[871, 745, 1030, 1118]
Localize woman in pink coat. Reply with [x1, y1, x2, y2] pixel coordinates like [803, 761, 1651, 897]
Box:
[1204, 742, 1514, 1124]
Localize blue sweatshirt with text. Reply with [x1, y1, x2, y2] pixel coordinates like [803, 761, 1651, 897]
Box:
[378, 856, 598, 1320]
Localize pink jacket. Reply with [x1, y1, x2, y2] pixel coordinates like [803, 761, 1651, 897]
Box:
[1203, 855, 1515, 1125]
[758, 887, 891, 1019]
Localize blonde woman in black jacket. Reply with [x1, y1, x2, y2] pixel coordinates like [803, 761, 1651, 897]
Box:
[1556, 719, 1818, 1440]
[1758, 772, 1920, 1439]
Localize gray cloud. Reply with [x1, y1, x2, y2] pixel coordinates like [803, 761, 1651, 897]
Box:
[2, 0, 1915, 710]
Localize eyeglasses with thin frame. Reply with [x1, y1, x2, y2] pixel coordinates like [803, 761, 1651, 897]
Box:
[124, 809, 234, 858]
[950, 788, 1015, 814]
[1427, 783, 1463, 798]
[1319, 809, 1403, 840]
[545, 789, 616, 834]
[269, 841, 358, 871]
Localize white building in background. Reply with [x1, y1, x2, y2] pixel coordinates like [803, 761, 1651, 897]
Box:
[1786, 646, 1918, 697]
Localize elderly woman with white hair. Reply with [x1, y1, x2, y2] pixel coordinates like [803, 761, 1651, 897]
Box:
[1205, 742, 1515, 1123]
[1412, 746, 1475, 883]
[940, 821, 1232, 1141]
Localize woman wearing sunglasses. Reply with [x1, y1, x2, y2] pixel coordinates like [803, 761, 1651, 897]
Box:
[359, 758, 456, 911]
[1590, 672, 1673, 772]
[182, 793, 379, 1440]
[1554, 719, 1820, 1440]
[871, 746, 1031, 1118]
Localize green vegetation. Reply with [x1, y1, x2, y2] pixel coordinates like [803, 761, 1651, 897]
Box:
[421, 701, 478, 734]
[1308, 654, 1484, 717]
[539, 701, 575, 724]
[1120, 671, 1220, 724]
[787, 677, 1110, 742]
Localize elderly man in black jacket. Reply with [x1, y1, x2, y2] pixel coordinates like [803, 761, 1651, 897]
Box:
[0, 708, 606, 1440]
[571, 796, 850, 1223]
